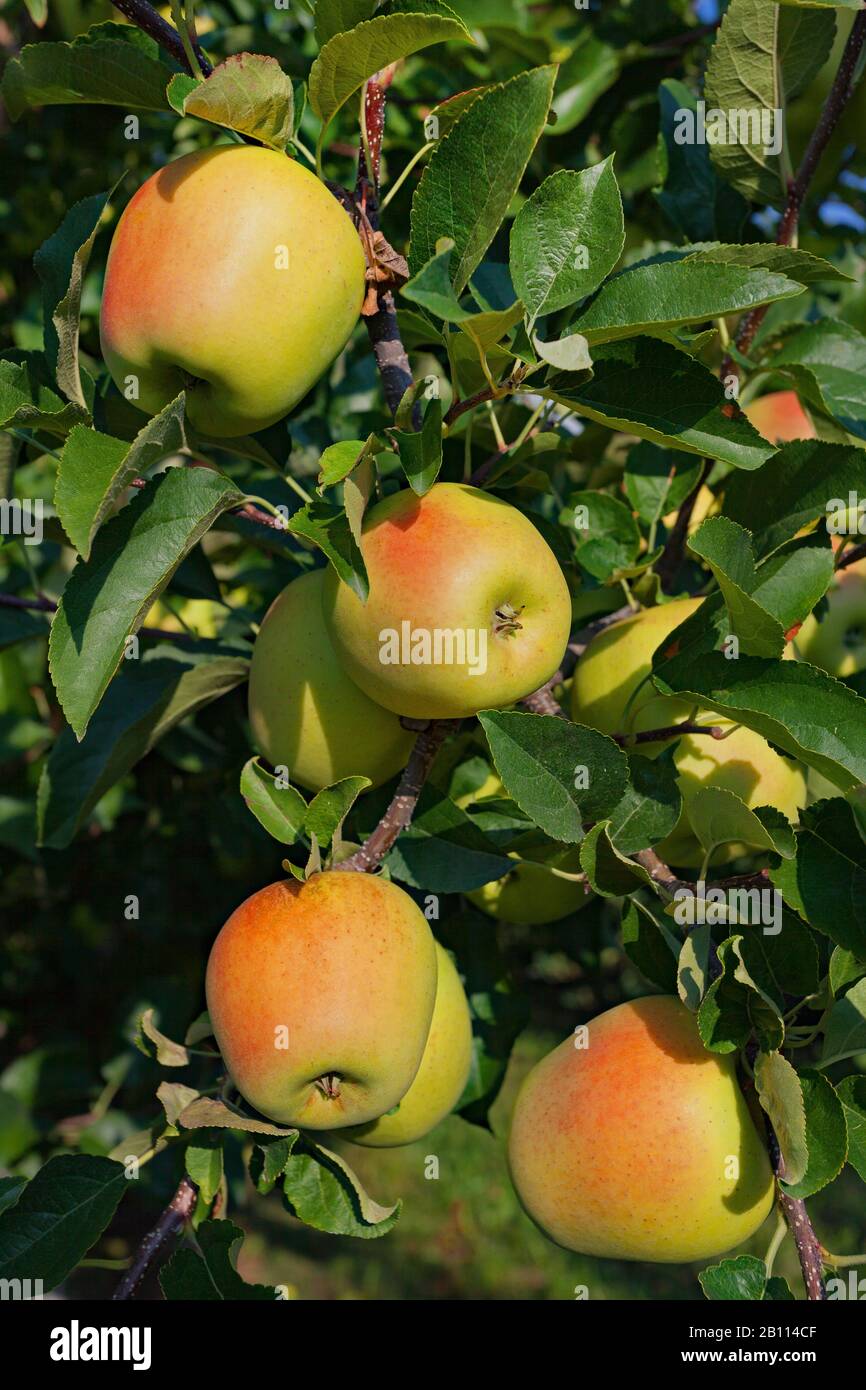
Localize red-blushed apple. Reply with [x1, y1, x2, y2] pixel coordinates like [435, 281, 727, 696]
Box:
[344, 943, 473, 1147]
[248, 569, 414, 793]
[508, 995, 775, 1262]
[100, 146, 366, 437]
[322, 483, 572, 719]
[743, 390, 816, 445]
[206, 872, 437, 1129]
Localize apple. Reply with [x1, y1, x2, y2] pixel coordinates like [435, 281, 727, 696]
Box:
[206, 872, 437, 1129]
[572, 600, 807, 865]
[743, 391, 816, 446]
[571, 597, 703, 741]
[248, 569, 414, 793]
[344, 943, 472, 1147]
[655, 724, 807, 868]
[508, 995, 775, 1262]
[322, 483, 572, 719]
[796, 569, 866, 679]
[100, 146, 366, 437]
[467, 844, 591, 925]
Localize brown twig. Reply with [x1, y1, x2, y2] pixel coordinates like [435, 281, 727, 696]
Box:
[113, 1175, 197, 1300]
[521, 681, 567, 718]
[108, 0, 212, 75]
[444, 385, 499, 429]
[655, 461, 711, 594]
[836, 540, 866, 572]
[765, 1121, 827, 1301]
[336, 720, 459, 873]
[634, 847, 771, 898]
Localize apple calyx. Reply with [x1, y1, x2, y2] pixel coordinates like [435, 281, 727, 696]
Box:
[314, 1073, 342, 1099]
[493, 602, 525, 637]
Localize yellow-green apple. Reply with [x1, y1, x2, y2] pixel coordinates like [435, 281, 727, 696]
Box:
[467, 844, 591, 924]
[571, 597, 703, 740]
[796, 567, 866, 679]
[322, 483, 572, 719]
[100, 146, 366, 437]
[572, 601, 807, 865]
[206, 872, 437, 1129]
[344, 943, 472, 1147]
[248, 569, 414, 793]
[508, 995, 774, 1261]
[743, 391, 816, 445]
[654, 724, 807, 867]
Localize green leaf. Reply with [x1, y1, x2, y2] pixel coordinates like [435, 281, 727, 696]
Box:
[688, 786, 796, 860]
[760, 319, 866, 442]
[723, 440, 866, 559]
[1, 23, 174, 120]
[549, 31, 621, 136]
[704, 0, 833, 208]
[0, 1154, 128, 1291]
[655, 80, 748, 243]
[563, 489, 641, 583]
[532, 333, 592, 373]
[509, 159, 625, 325]
[239, 758, 308, 845]
[479, 710, 629, 844]
[624, 442, 703, 527]
[391, 394, 443, 495]
[317, 436, 376, 489]
[56, 397, 186, 559]
[653, 610, 866, 794]
[688, 516, 835, 658]
[410, 66, 557, 295]
[697, 939, 752, 1053]
[0, 356, 87, 437]
[821, 978, 866, 1068]
[579, 821, 654, 897]
[38, 645, 248, 849]
[282, 1139, 399, 1238]
[287, 498, 368, 601]
[177, 1097, 298, 1138]
[137, 1009, 190, 1067]
[34, 190, 111, 409]
[836, 1075, 866, 1184]
[541, 338, 774, 470]
[315, 0, 377, 46]
[49, 468, 243, 739]
[678, 925, 713, 1011]
[621, 899, 680, 992]
[572, 262, 802, 348]
[160, 1220, 278, 1300]
[781, 1070, 847, 1199]
[686, 242, 853, 287]
[0, 605, 50, 649]
[185, 1134, 224, 1206]
[699, 1254, 768, 1301]
[310, 2, 472, 135]
[305, 776, 370, 849]
[755, 1050, 808, 1186]
[772, 800, 866, 956]
[0, 1178, 26, 1217]
[606, 747, 683, 854]
[401, 239, 473, 321]
[167, 54, 295, 151]
[384, 784, 512, 892]
[830, 947, 866, 996]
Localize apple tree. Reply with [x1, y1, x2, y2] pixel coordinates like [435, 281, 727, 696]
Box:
[1, 0, 865, 1308]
